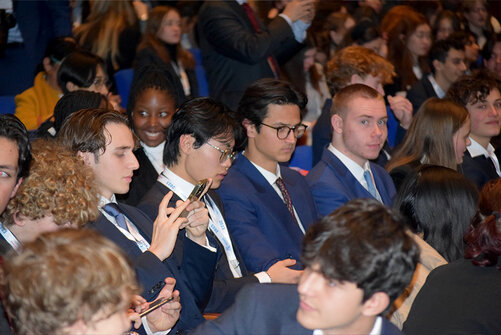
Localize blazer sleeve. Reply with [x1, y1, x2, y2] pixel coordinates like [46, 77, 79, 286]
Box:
[198, 3, 294, 65]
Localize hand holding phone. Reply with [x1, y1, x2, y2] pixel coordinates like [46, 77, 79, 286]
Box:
[180, 178, 212, 218]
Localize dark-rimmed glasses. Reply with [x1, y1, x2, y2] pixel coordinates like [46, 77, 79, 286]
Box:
[260, 122, 307, 139]
[206, 142, 236, 163]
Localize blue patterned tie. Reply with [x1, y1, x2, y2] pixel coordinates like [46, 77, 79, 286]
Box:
[103, 203, 129, 232]
[363, 170, 378, 199]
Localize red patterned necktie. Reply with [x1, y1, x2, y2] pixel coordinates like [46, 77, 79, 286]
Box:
[241, 2, 280, 78]
[275, 177, 299, 225]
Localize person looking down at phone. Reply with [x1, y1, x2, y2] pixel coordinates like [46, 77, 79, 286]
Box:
[217, 78, 319, 275]
[2, 229, 181, 335]
[138, 97, 305, 313]
[57, 108, 217, 333]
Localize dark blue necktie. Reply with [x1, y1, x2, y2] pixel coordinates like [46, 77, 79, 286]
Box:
[103, 203, 129, 232]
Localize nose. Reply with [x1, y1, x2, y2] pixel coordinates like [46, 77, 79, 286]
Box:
[459, 61, 467, 72]
[222, 156, 232, 170]
[373, 123, 383, 137]
[129, 152, 140, 171]
[489, 104, 500, 117]
[148, 114, 159, 128]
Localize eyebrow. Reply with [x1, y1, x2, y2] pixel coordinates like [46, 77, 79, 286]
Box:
[0, 164, 17, 172]
[114, 146, 133, 151]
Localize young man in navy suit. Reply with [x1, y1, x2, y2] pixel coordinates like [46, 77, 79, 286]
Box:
[217, 78, 319, 276]
[58, 108, 217, 333]
[307, 84, 396, 216]
[193, 198, 419, 335]
[447, 70, 501, 190]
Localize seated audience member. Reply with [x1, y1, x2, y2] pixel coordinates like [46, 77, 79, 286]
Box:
[339, 18, 386, 57]
[135, 6, 198, 105]
[403, 186, 501, 334]
[482, 33, 501, 80]
[312, 46, 413, 166]
[218, 79, 319, 273]
[461, 0, 498, 50]
[390, 165, 478, 327]
[138, 97, 300, 313]
[37, 90, 108, 139]
[307, 84, 396, 216]
[447, 70, 501, 189]
[0, 115, 30, 334]
[386, 98, 471, 191]
[14, 37, 77, 131]
[2, 229, 181, 335]
[0, 140, 99, 255]
[448, 30, 481, 72]
[118, 66, 177, 206]
[407, 38, 467, 112]
[57, 108, 216, 332]
[193, 198, 419, 335]
[197, 0, 314, 110]
[433, 10, 461, 41]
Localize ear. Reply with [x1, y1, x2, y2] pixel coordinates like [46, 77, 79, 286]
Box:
[331, 114, 344, 134]
[12, 212, 26, 227]
[350, 74, 364, 85]
[432, 59, 443, 72]
[42, 57, 53, 74]
[66, 81, 78, 92]
[78, 151, 94, 167]
[179, 134, 196, 155]
[242, 119, 257, 138]
[64, 318, 87, 334]
[361, 292, 390, 317]
[9, 177, 22, 199]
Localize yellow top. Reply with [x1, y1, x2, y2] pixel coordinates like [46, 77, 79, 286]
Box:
[14, 72, 60, 130]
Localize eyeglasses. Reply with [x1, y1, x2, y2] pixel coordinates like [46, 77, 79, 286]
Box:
[206, 142, 236, 163]
[260, 122, 308, 139]
[92, 76, 110, 89]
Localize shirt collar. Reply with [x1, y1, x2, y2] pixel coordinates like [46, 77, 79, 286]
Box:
[141, 140, 165, 156]
[98, 194, 117, 209]
[467, 137, 495, 158]
[160, 167, 195, 201]
[328, 144, 370, 180]
[313, 316, 382, 335]
[249, 160, 282, 185]
[236, 0, 246, 4]
[427, 74, 445, 98]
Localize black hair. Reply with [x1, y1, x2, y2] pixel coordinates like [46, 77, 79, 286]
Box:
[238, 78, 306, 147]
[429, 37, 465, 72]
[36, 36, 78, 74]
[54, 90, 109, 132]
[393, 165, 479, 262]
[446, 69, 501, 106]
[126, 64, 177, 126]
[163, 97, 243, 166]
[0, 114, 32, 180]
[302, 198, 419, 314]
[349, 18, 381, 46]
[57, 50, 106, 94]
[481, 32, 501, 61]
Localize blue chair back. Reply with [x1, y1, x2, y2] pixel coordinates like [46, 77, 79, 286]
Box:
[0, 96, 15, 115]
[188, 48, 209, 97]
[114, 68, 134, 108]
[289, 145, 313, 172]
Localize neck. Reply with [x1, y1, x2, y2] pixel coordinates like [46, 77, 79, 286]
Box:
[471, 134, 491, 149]
[244, 146, 278, 174]
[8, 224, 29, 244]
[324, 315, 377, 335]
[331, 140, 367, 168]
[433, 72, 450, 92]
[45, 72, 61, 92]
[168, 162, 196, 185]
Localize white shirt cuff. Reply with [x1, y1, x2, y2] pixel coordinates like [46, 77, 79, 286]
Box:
[254, 271, 272, 283]
[279, 13, 309, 42]
[142, 316, 171, 335]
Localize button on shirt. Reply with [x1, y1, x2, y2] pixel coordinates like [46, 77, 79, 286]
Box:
[328, 144, 382, 202]
[249, 161, 306, 234]
[467, 138, 501, 177]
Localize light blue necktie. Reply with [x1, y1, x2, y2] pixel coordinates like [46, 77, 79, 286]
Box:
[363, 169, 378, 199]
[103, 203, 129, 232]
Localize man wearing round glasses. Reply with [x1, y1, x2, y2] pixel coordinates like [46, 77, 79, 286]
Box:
[218, 78, 319, 279]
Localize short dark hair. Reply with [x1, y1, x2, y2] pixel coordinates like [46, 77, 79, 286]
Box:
[238, 78, 306, 132]
[446, 69, 501, 106]
[57, 108, 131, 159]
[53, 90, 108, 132]
[481, 33, 501, 61]
[57, 50, 106, 94]
[393, 165, 479, 262]
[302, 198, 419, 313]
[126, 64, 177, 124]
[163, 97, 242, 166]
[429, 38, 465, 72]
[0, 115, 31, 181]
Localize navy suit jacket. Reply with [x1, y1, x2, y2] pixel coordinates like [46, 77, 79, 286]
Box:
[461, 150, 500, 190]
[307, 149, 396, 216]
[197, 0, 300, 109]
[217, 155, 319, 272]
[406, 76, 438, 113]
[193, 283, 404, 335]
[86, 202, 217, 332]
[137, 182, 259, 313]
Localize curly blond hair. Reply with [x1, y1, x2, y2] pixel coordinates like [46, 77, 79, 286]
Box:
[2, 139, 99, 227]
[326, 45, 395, 95]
